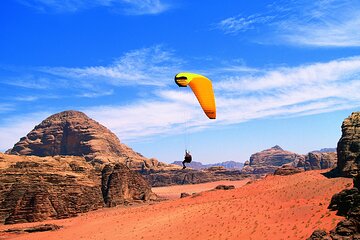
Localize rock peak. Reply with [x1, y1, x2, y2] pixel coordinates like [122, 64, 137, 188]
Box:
[271, 145, 283, 151]
[45, 110, 89, 121]
[9, 110, 158, 169]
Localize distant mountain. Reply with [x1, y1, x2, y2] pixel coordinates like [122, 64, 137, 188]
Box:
[241, 145, 305, 174]
[172, 160, 244, 170]
[311, 148, 336, 153]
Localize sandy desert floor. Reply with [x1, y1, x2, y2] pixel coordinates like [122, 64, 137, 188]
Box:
[152, 179, 251, 199]
[0, 170, 352, 240]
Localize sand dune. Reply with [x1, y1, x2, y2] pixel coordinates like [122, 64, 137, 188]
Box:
[0, 170, 352, 240]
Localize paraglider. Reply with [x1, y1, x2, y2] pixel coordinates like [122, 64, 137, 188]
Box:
[182, 150, 192, 169]
[175, 72, 216, 170]
[174, 72, 216, 119]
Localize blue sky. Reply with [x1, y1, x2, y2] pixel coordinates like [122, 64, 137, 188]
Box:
[1, 0, 360, 163]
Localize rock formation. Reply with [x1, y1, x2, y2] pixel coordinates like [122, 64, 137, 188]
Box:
[0, 110, 161, 224]
[308, 174, 360, 239]
[0, 153, 155, 224]
[142, 168, 249, 187]
[214, 185, 235, 190]
[336, 112, 360, 177]
[9, 110, 178, 171]
[241, 145, 305, 174]
[308, 112, 360, 239]
[304, 152, 337, 171]
[274, 165, 304, 176]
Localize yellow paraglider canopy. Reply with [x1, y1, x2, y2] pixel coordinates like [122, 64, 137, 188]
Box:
[175, 72, 216, 119]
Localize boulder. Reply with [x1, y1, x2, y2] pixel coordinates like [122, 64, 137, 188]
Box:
[180, 192, 190, 198]
[214, 185, 235, 190]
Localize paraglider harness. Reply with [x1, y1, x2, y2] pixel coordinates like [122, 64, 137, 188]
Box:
[182, 150, 192, 169]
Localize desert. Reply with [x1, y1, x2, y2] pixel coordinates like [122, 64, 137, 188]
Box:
[0, 170, 352, 240]
[2, 2, 360, 238]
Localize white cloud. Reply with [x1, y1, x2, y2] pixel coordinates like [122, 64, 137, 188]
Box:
[215, 57, 360, 92]
[41, 46, 181, 87]
[214, 56, 360, 121]
[122, 0, 168, 15]
[17, 0, 169, 15]
[96, 56, 360, 141]
[2, 54, 360, 150]
[0, 104, 14, 113]
[217, 14, 274, 34]
[217, 0, 360, 47]
[278, 0, 360, 47]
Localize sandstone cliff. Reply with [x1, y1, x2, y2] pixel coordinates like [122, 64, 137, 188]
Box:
[304, 152, 337, 171]
[336, 112, 360, 177]
[0, 153, 155, 224]
[142, 168, 250, 187]
[308, 112, 360, 239]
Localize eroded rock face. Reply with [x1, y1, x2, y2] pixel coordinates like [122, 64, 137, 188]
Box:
[142, 169, 249, 187]
[241, 146, 305, 174]
[308, 112, 360, 239]
[304, 152, 337, 171]
[9, 110, 176, 171]
[274, 165, 304, 176]
[101, 164, 156, 207]
[0, 153, 154, 224]
[336, 112, 360, 177]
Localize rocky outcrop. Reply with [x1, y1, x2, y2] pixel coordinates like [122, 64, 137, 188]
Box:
[327, 174, 360, 239]
[274, 165, 304, 176]
[8, 110, 178, 171]
[336, 112, 360, 177]
[309, 112, 360, 239]
[4, 224, 62, 233]
[101, 164, 156, 207]
[142, 169, 249, 187]
[310, 175, 360, 239]
[304, 152, 337, 171]
[180, 193, 190, 198]
[241, 145, 305, 174]
[214, 185, 235, 190]
[0, 153, 154, 224]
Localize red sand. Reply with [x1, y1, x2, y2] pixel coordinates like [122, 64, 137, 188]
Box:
[0, 170, 352, 240]
[152, 179, 251, 199]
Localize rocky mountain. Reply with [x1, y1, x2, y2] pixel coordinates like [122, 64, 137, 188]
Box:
[304, 152, 337, 171]
[171, 160, 244, 170]
[335, 112, 360, 177]
[0, 153, 155, 224]
[241, 145, 305, 174]
[9, 110, 178, 171]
